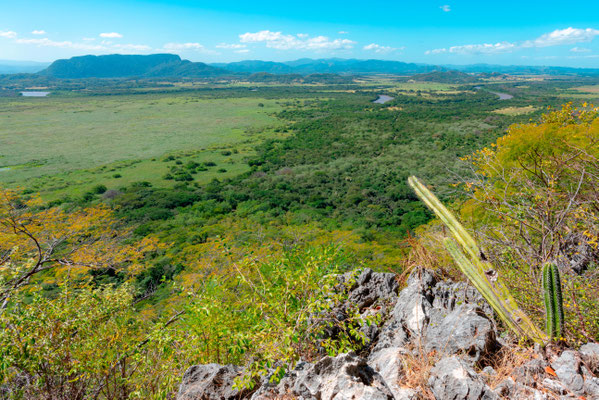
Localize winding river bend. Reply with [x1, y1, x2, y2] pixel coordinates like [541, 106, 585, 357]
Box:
[373, 95, 394, 104]
[488, 91, 513, 100]
[474, 86, 513, 100]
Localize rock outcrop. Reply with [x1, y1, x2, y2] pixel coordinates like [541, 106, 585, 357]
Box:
[177, 268, 599, 400]
[252, 353, 395, 400]
[177, 364, 247, 400]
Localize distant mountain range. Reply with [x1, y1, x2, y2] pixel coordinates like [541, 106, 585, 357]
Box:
[0, 60, 50, 74]
[8, 53, 599, 79]
[38, 54, 445, 79]
[211, 58, 445, 75]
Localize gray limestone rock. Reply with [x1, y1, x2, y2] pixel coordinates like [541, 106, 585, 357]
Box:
[552, 350, 585, 395]
[251, 352, 394, 400]
[177, 364, 246, 400]
[428, 356, 498, 400]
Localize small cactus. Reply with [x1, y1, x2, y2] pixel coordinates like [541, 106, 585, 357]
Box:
[542, 263, 564, 340]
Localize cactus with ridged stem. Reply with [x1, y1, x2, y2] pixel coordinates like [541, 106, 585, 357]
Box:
[542, 263, 564, 340]
[408, 176, 548, 344]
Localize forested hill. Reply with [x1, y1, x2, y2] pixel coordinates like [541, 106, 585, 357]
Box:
[39, 54, 227, 78]
[212, 58, 446, 75]
[40, 55, 446, 78]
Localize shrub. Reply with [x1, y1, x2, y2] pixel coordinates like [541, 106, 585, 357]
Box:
[92, 184, 107, 194]
[185, 161, 200, 170]
[174, 171, 193, 181]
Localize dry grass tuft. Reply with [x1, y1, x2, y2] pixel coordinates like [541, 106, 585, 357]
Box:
[482, 345, 537, 389]
[398, 342, 441, 400]
[399, 233, 463, 284]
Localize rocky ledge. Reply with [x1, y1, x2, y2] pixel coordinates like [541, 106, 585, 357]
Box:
[177, 269, 599, 399]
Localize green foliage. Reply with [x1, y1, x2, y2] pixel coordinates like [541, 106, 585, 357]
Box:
[92, 184, 107, 194]
[0, 283, 143, 399]
[458, 103, 599, 343]
[542, 263, 564, 340]
[182, 244, 376, 390]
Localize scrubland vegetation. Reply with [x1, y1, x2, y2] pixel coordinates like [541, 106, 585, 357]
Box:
[0, 76, 598, 398]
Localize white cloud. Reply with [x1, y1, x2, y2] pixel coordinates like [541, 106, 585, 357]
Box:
[0, 30, 17, 39]
[99, 32, 123, 38]
[13, 35, 151, 53]
[425, 48, 447, 55]
[568, 54, 599, 59]
[161, 42, 219, 55]
[113, 43, 152, 52]
[163, 42, 205, 51]
[448, 41, 516, 54]
[363, 43, 401, 54]
[571, 47, 591, 53]
[426, 27, 599, 56]
[216, 43, 246, 49]
[31, 30, 46, 35]
[239, 30, 355, 51]
[523, 27, 599, 47]
[15, 37, 104, 50]
[338, 31, 349, 34]
[305, 36, 355, 50]
[440, 5, 451, 12]
[235, 49, 250, 54]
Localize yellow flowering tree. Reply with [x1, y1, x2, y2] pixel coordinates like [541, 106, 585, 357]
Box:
[0, 187, 157, 308]
[460, 103, 599, 342]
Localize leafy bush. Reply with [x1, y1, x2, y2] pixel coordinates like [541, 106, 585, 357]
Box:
[181, 244, 376, 389]
[92, 184, 108, 194]
[434, 103, 599, 343]
[0, 283, 144, 399]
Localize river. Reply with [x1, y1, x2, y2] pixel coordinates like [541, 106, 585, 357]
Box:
[21, 91, 50, 97]
[373, 95, 394, 104]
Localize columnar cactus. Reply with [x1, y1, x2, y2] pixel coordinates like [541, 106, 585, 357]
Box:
[408, 176, 548, 344]
[542, 263, 564, 340]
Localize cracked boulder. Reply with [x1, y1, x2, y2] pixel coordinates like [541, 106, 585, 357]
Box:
[375, 269, 499, 365]
[177, 364, 247, 400]
[428, 356, 498, 400]
[251, 352, 394, 400]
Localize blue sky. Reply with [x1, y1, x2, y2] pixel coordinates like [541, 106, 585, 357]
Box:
[1, 0, 599, 67]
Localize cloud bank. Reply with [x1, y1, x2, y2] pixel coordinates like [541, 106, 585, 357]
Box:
[239, 30, 355, 51]
[426, 27, 599, 55]
[363, 43, 401, 54]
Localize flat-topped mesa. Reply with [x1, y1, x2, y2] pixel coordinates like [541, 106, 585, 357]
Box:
[39, 54, 226, 78]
